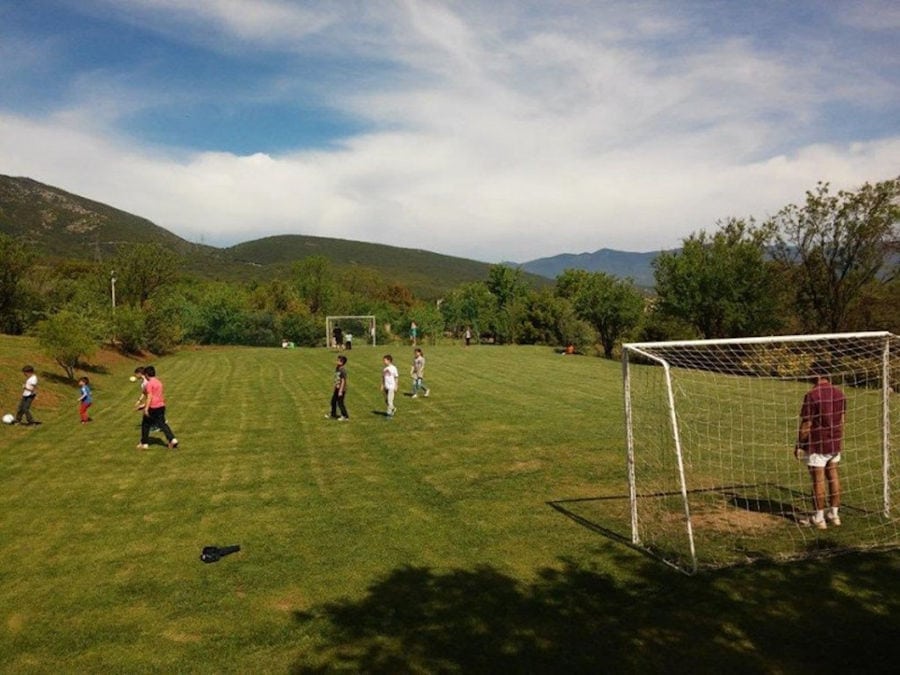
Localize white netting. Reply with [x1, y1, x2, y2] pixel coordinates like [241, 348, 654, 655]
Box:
[325, 315, 376, 348]
[623, 332, 899, 573]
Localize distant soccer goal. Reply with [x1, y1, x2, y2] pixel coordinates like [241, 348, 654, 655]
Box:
[622, 331, 899, 573]
[325, 315, 376, 349]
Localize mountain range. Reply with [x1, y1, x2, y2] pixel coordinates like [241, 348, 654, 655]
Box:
[0, 174, 660, 293]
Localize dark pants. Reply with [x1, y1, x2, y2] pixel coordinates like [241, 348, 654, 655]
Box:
[16, 395, 35, 424]
[330, 391, 348, 418]
[142, 406, 175, 444]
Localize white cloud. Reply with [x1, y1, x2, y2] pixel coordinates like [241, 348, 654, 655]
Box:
[1, 1, 898, 262]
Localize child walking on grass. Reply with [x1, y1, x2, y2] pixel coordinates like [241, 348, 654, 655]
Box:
[77, 377, 92, 424]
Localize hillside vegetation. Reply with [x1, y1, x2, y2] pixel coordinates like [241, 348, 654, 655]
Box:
[0, 174, 545, 297]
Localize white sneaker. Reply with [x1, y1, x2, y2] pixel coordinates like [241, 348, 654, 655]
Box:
[411, 394, 418, 398]
[168, 438, 179, 449]
[137, 443, 149, 450]
[798, 515, 827, 530]
[826, 512, 841, 526]
[424, 389, 430, 397]
[338, 417, 348, 422]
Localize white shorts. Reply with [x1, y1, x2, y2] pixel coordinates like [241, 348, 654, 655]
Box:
[806, 452, 841, 469]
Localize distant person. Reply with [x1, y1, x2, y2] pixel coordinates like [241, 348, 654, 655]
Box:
[409, 321, 418, 346]
[326, 355, 349, 421]
[15, 365, 40, 425]
[464, 326, 472, 347]
[345, 333, 353, 350]
[138, 365, 178, 450]
[333, 326, 343, 350]
[795, 360, 846, 529]
[381, 354, 399, 417]
[410, 348, 430, 398]
[77, 376, 93, 424]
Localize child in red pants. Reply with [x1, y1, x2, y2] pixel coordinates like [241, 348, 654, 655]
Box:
[77, 377, 93, 423]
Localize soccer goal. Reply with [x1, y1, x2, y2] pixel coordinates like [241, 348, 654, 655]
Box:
[622, 331, 899, 573]
[325, 315, 377, 348]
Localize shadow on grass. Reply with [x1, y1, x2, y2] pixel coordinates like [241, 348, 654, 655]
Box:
[290, 553, 900, 673]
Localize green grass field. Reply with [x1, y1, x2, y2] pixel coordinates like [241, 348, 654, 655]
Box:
[1, 336, 899, 673]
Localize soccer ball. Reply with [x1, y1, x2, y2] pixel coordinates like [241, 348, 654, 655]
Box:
[2, 414, 14, 425]
[129, 375, 137, 382]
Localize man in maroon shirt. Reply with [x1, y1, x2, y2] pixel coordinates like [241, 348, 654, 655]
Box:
[795, 361, 846, 529]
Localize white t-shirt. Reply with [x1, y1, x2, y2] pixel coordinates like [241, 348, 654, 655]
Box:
[23, 374, 38, 397]
[382, 364, 399, 390]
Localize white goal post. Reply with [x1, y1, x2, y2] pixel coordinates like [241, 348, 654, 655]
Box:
[325, 315, 377, 348]
[622, 331, 899, 573]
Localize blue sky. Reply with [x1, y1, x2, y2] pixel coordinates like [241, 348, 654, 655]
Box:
[1, 0, 898, 262]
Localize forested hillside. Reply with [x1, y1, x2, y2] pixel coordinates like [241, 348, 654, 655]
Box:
[1, 174, 897, 364]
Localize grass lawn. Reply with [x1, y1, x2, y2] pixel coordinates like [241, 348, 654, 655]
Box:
[1, 336, 898, 673]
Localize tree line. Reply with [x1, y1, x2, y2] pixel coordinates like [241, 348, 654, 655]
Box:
[1, 177, 897, 378]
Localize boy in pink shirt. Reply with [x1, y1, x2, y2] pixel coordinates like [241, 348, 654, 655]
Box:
[138, 365, 179, 450]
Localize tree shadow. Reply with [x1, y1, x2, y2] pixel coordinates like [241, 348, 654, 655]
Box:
[290, 551, 900, 673]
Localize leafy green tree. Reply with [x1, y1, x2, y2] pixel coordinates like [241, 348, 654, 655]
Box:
[35, 309, 101, 379]
[653, 218, 783, 339]
[557, 270, 643, 358]
[112, 243, 181, 309]
[441, 282, 496, 340]
[768, 177, 900, 332]
[0, 234, 35, 334]
[408, 302, 445, 345]
[519, 289, 596, 349]
[112, 305, 148, 353]
[294, 256, 336, 315]
[485, 265, 529, 344]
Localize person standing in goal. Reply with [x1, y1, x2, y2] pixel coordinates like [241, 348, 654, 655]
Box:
[795, 361, 846, 529]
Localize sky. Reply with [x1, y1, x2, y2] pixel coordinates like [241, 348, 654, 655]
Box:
[0, 0, 898, 263]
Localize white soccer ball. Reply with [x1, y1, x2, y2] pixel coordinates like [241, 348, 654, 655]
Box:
[129, 375, 137, 382]
[2, 414, 14, 425]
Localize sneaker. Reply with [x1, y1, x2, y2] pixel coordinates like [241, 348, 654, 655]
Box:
[168, 438, 179, 449]
[137, 443, 149, 450]
[411, 394, 418, 399]
[798, 515, 827, 530]
[826, 513, 842, 526]
[424, 389, 430, 397]
[338, 417, 348, 422]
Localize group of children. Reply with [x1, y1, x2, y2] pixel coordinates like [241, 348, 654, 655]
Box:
[10, 347, 427, 443]
[8, 363, 178, 450]
[327, 348, 431, 421]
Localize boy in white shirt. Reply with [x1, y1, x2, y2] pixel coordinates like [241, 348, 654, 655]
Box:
[15, 365, 40, 425]
[381, 354, 399, 417]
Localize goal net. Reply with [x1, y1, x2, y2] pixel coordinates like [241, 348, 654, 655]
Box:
[325, 315, 376, 348]
[622, 331, 899, 573]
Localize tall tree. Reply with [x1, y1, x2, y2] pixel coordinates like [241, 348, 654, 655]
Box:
[112, 243, 181, 309]
[35, 309, 100, 379]
[440, 282, 496, 339]
[768, 177, 900, 332]
[0, 234, 35, 334]
[486, 265, 528, 344]
[294, 255, 336, 315]
[653, 218, 783, 339]
[558, 270, 643, 358]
